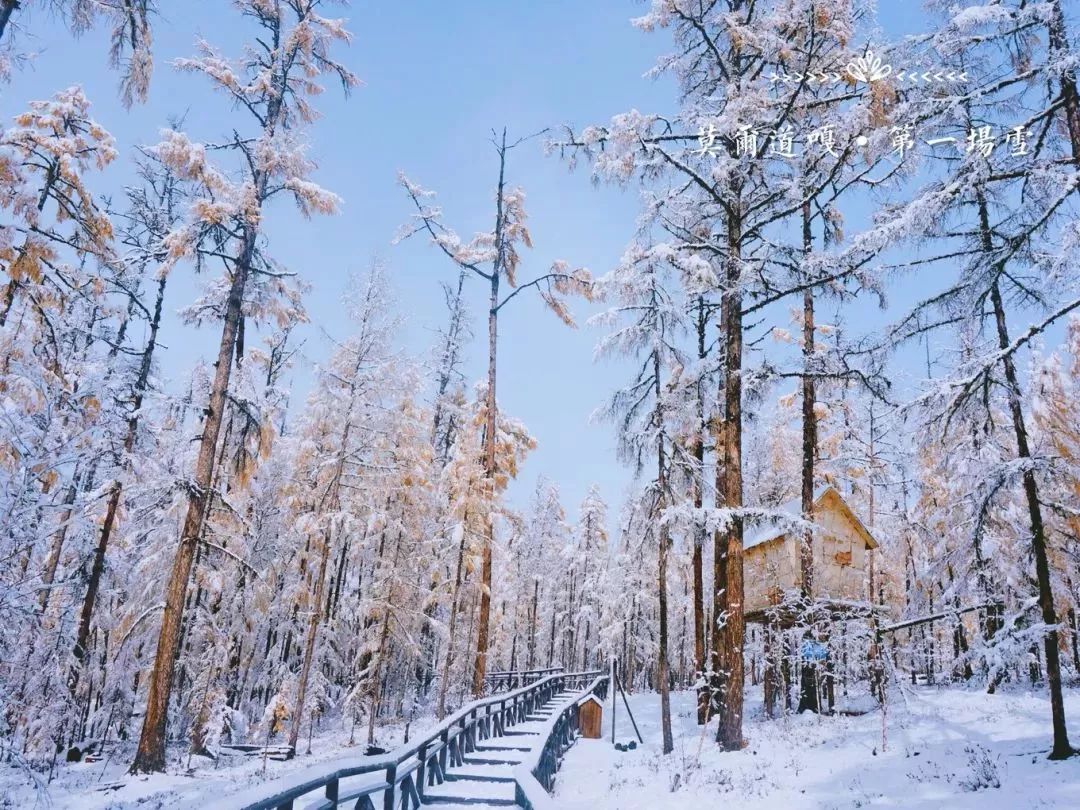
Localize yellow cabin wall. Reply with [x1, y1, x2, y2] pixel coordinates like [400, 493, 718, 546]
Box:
[744, 495, 872, 616]
[744, 537, 798, 615]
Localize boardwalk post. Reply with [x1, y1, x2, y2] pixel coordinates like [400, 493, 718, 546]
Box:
[616, 669, 643, 744]
[610, 657, 616, 745]
[383, 763, 396, 810]
[416, 743, 427, 801]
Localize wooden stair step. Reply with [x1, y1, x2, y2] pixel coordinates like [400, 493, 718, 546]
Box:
[423, 773, 518, 806]
[463, 755, 523, 766]
[444, 773, 517, 784]
[422, 798, 518, 807]
[474, 744, 531, 752]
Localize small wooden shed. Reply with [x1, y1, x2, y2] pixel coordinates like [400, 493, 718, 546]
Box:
[742, 486, 879, 622]
[577, 694, 603, 739]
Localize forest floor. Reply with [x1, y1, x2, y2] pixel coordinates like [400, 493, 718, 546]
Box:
[554, 684, 1080, 809]
[0, 713, 415, 810]
[1, 685, 1078, 808]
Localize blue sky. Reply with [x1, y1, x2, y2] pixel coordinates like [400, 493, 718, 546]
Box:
[0, 1, 1005, 527]
[3, 1, 689, 522]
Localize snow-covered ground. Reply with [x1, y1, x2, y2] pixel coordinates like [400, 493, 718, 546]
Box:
[3, 686, 1077, 808]
[554, 686, 1080, 809]
[0, 716, 414, 809]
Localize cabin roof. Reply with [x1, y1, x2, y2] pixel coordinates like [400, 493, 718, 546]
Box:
[577, 694, 604, 708]
[743, 486, 878, 551]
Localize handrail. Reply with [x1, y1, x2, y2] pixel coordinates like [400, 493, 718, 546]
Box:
[483, 666, 563, 692]
[513, 671, 609, 810]
[485, 666, 562, 677]
[240, 670, 603, 810]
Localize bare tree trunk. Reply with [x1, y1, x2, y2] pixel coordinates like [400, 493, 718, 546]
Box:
[972, 188, 1072, 756]
[130, 236, 251, 773]
[329, 535, 350, 621]
[368, 609, 393, 746]
[658, 515, 673, 754]
[565, 579, 575, 669]
[0, 1, 20, 46]
[763, 619, 780, 717]
[431, 267, 468, 453]
[1071, 606, 1080, 676]
[799, 203, 816, 599]
[990, 278, 1073, 758]
[798, 200, 820, 715]
[693, 296, 708, 724]
[546, 592, 557, 667]
[38, 473, 82, 612]
[654, 351, 674, 755]
[472, 134, 507, 696]
[716, 202, 745, 751]
[289, 525, 333, 750]
[73, 273, 168, 680]
[508, 600, 518, 673]
[578, 555, 590, 671]
[463, 594, 478, 703]
[1048, 0, 1080, 162]
[709, 342, 726, 720]
[437, 513, 469, 719]
[366, 529, 406, 743]
[527, 579, 538, 669]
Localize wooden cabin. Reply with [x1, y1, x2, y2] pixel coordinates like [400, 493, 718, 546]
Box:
[743, 486, 878, 622]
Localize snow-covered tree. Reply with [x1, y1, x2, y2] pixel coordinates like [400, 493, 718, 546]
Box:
[0, 1, 156, 103]
[593, 245, 687, 754]
[130, 0, 357, 773]
[397, 133, 592, 696]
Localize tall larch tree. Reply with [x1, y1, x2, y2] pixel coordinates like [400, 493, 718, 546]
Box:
[130, 0, 357, 773]
[594, 245, 686, 754]
[561, 0, 877, 749]
[868, 0, 1080, 759]
[398, 135, 592, 696]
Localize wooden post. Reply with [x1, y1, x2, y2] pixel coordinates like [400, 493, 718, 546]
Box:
[616, 669, 643, 744]
[416, 743, 427, 800]
[782, 632, 794, 711]
[763, 621, 777, 718]
[383, 763, 396, 810]
[610, 658, 617, 745]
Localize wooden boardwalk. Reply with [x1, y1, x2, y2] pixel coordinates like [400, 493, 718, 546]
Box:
[421, 688, 580, 808]
[242, 670, 608, 810]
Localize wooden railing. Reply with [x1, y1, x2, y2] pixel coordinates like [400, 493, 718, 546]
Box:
[514, 671, 610, 810]
[483, 666, 563, 692]
[242, 670, 602, 810]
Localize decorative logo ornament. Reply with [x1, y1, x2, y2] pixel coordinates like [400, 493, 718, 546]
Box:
[846, 51, 892, 84]
[766, 46, 968, 86]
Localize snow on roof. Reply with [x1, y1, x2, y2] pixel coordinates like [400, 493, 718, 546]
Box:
[740, 485, 879, 552]
[742, 487, 829, 550]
